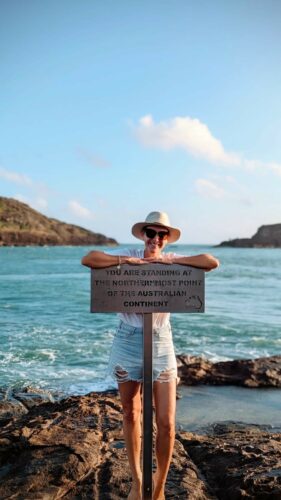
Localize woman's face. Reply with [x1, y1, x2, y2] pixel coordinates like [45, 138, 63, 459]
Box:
[142, 225, 169, 255]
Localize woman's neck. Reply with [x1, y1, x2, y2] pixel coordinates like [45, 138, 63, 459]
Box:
[144, 248, 162, 258]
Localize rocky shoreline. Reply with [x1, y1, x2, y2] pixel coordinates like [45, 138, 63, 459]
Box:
[0, 391, 280, 499]
[177, 354, 281, 387]
[0, 356, 280, 498]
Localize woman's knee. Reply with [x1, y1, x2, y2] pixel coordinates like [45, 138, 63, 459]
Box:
[156, 416, 175, 436]
[122, 402, 142, 423]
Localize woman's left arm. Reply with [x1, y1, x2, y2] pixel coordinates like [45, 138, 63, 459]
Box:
[172, 254, 219, 271]
[146, 253, 220, 271]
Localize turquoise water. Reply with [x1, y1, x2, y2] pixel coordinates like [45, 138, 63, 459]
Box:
[176, 386, 281, 432]
[0, 245, 280, 394]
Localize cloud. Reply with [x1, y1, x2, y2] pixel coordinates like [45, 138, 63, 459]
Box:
[268, 162, 281, 177]
[134, 115, 281, 177]
[243, 159, 281, 177]
[0, 166, 53, 212]
[195, 175, 253, 206]
[35, 197, 48, 209]
[10, 194, 49, 215]
[134, 115, 240, 166]
[77, 148, 111, 168]
[195, 178, 226, 199]
[0, 166, 33, 186]
[13, 194, 48, 211]
[68, 200, 94, 219]
[13, 194, 29, 204]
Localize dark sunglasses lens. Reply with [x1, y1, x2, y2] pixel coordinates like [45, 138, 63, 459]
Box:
[145, 229, 168, 239]
[145, 229, 156, 238]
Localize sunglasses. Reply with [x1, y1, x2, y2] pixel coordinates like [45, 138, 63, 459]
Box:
[144, 228, 169, 240]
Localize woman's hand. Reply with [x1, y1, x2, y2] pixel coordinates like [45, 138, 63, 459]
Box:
[126, 255, 174, 265]
[126, 257, 148, 265]
[143, 255, 174, 264]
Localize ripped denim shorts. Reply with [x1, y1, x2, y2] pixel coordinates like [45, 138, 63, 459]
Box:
[108, 320, 177, 384]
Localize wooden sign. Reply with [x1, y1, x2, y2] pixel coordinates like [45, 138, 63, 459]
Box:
[91, 264, 204, 313]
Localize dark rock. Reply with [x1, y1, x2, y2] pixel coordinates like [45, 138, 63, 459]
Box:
[0, 392, 280, 499]
[0, 392, 213, 499]
[0, 387, 57, 424]
[0, 197, 117, 246]
[177, 354, 281, 387]
[216, 223, 281, 248]
[178, 422, 281, 499]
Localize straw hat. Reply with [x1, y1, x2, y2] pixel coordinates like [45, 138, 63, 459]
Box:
[131, 211, 181, 243]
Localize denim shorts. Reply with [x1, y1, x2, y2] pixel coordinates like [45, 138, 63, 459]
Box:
[108, 320, 177, 383]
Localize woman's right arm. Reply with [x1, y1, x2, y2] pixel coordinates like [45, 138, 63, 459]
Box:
[81, 250, 144, 269]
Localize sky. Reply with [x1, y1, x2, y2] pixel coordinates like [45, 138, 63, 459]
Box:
[1, 0, 281, 244]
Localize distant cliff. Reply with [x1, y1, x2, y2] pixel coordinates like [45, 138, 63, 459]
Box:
[217, 224, 281, 248]
[0, 197, 118, 246]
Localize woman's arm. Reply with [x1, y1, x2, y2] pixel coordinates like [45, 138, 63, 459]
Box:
[172, 254, 219, 271]
[145, 253, 220, 271]
[81, 251, 220, 271]
[81, 250, 146, 269]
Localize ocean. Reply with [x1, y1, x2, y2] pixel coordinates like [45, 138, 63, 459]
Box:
[1, 244, 280, 396]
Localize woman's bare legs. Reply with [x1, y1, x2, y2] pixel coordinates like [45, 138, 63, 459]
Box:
[118, 381, 142, 500]
[153, 378, 177, 500]
[118, 378, 176, 499]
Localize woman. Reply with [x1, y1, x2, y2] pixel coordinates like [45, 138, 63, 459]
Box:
[82, 211, 219, 500]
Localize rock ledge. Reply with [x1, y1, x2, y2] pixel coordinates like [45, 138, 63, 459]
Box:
[177, 354, 281, 387]
[0, 392, 280, 499]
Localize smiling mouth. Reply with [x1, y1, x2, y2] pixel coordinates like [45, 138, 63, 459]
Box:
[149, 242, 162, 249]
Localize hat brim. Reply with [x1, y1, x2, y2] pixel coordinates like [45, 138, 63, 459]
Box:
[131, 222, 181, 243]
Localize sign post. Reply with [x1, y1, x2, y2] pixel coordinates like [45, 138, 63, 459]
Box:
[91, 264, 205, 500]
[142, 313, 153, 498]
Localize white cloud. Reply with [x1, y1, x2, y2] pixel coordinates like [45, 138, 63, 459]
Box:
[12, 194, 48, 212]
[268, 162, 281, 177]
[13, 194, 29, 204]
[77, 148, 110, 168]
[195, 175, 254, 206]
[68, 200, 94, 219]
[0, 166, 33, 186]
[35, 197, 48, 209]
[195, 178, 226, 199]
[243, 159, 281, 177]
[134, 115, 281, 177]
[134, 115, 240, 166]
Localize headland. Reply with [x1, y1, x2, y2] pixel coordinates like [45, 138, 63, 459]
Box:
[0, 197, 117, 246]
[216, 223, 281, 248]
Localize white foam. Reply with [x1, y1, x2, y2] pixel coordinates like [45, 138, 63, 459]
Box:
[38, 350, 57, 362]
[66, 377, 117, 395]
